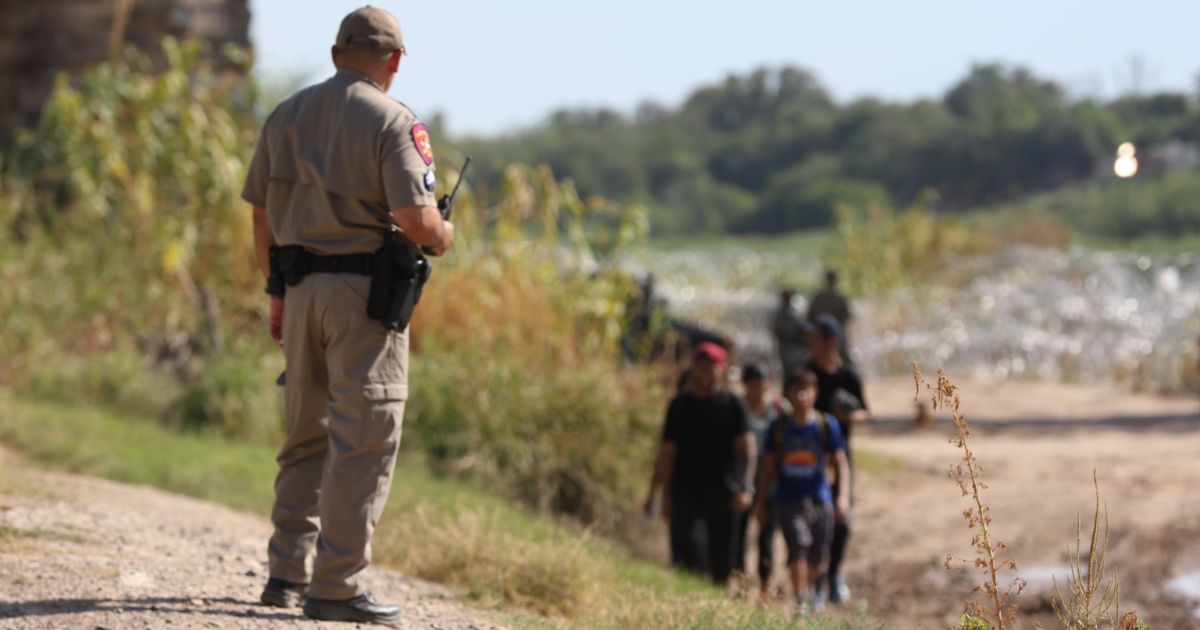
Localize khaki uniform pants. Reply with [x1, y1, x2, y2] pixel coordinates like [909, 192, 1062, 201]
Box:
[269, 273, 408, 600]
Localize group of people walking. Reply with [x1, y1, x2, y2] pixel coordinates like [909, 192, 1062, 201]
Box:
[644, 270, 867, 615]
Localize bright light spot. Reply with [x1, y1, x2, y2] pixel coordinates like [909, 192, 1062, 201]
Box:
[1114, 155, 1138, 178]
[1114, 142, 1138, 178]
[1157, 266, 1181, 293]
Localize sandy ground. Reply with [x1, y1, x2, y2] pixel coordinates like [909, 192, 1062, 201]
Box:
[837, 376, 1200, 629]
[0, 449, 504, 630]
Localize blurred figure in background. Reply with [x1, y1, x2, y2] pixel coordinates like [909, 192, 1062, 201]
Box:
[733, 363, 785, 599]
[807, 269, 852, 362]
[644, 342, 756, 584]
[773, 289, 809, 377]
[806, 314, 869, 604]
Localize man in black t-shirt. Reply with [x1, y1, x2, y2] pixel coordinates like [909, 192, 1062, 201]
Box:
[644, 342, 756, 584]
[806, 314, 869, 604]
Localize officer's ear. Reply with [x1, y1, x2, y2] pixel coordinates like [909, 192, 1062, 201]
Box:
[331, 46, 340, 66]
[387, 49, 402, 73]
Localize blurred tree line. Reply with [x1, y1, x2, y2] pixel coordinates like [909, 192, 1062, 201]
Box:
[455, 63, 1200, 238]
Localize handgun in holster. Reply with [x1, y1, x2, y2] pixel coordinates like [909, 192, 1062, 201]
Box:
[366, 228, 430, 332]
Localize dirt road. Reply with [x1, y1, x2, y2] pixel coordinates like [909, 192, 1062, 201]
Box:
[845, 376, 1200, 628]
[0, 449, 503, 630]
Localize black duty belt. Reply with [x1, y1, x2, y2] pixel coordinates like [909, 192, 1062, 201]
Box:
[275, 245, 374, 288]
[305, 252, 373, 276]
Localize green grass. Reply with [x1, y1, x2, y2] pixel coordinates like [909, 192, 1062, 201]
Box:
[0, 393, 277, 513]
[0, 391, 883, 629]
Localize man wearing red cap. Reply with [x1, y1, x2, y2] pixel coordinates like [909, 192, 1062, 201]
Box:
[244, 5, 453, 625]
[644, 341, 756, 583]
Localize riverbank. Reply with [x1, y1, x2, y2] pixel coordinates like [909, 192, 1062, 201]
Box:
[840, 375, 1200, 627]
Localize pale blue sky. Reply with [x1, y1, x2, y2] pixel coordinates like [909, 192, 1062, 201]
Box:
[250, 1, 1199, 137]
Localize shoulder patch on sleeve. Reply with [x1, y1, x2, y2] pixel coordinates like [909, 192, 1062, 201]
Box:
[411, 122, 434, 165]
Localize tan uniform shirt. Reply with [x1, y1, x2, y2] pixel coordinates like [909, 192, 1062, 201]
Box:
[241, 67, 436, 255]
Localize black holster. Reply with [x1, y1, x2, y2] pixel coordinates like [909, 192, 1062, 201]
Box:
[266, 245, 287, 297]
[367, 229, 431, 331]
[276, 245, 312, 287]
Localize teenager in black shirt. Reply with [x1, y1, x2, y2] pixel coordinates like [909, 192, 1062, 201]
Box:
[806, 314, 870, 604]
[644, 342, 756, 584]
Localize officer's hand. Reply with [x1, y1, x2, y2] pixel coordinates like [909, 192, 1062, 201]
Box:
[423, 221, 455, 257]
[269, 296, 284, 347]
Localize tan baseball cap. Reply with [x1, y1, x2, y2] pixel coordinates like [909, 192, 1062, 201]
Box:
[335, 6, 404, 53]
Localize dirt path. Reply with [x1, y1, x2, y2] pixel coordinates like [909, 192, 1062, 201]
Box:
[844, 377, 1200, 629]
[0, 449, 504, 630]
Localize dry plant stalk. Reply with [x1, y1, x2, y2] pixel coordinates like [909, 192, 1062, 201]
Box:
[1051, 471, 1131, 630]
[913, 363, 1025, 629]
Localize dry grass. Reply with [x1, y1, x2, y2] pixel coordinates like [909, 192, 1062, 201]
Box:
[369, 493, 872, 629]
[373, 505, 597, 617]
[1051, 473, 1149, 630]
[914, 364, 1025, 629]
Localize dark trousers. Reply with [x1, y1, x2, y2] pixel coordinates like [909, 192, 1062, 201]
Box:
[825, 473, 853, 589]
[828, 518, 850, 581]
[669, 491, 737, 584]
[734, 497, 777, 583]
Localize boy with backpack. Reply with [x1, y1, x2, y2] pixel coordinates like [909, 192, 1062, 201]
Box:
[754, 370, 850, 614]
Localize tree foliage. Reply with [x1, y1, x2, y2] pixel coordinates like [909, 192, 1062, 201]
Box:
[458, 63, 1200, 238]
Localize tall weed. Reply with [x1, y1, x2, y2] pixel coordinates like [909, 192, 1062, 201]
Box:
[1052, 473, 1149, 630]
[914, 364, 1025, 629]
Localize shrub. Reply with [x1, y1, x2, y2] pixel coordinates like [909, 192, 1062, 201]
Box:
[169, 343, 284, 442]
[0, 38, 262, 379]
[27, 350, 180, 419]
[404, 163, 664, 529]
[826, 194, 1071, 296]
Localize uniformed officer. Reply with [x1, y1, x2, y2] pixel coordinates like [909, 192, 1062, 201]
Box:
[241, 6, 453, 625]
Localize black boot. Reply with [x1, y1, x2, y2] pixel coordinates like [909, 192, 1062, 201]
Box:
[303, 592, 402, 626]
[259, 577, 307, 608]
